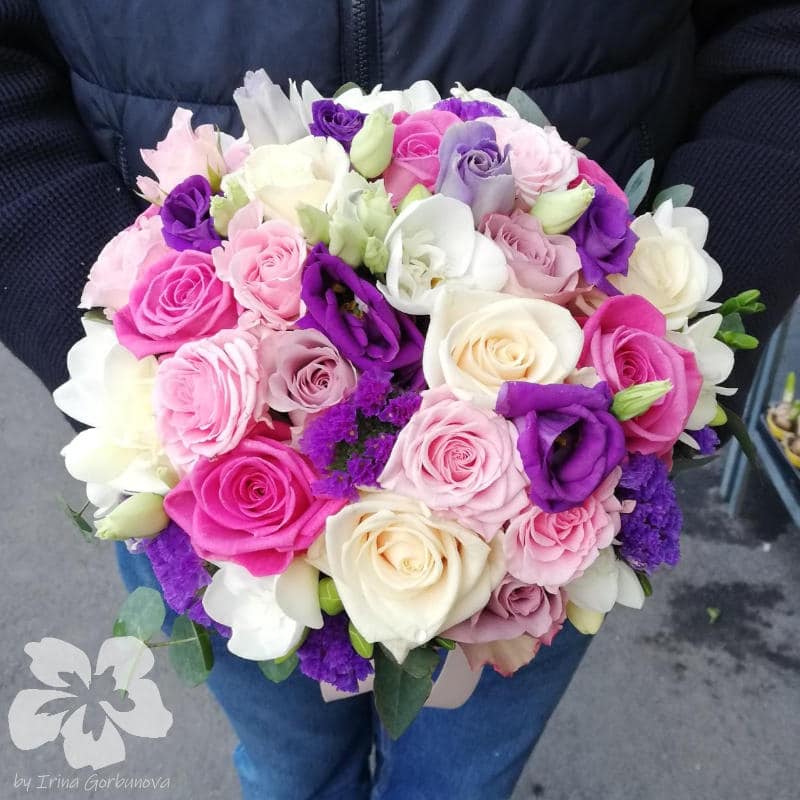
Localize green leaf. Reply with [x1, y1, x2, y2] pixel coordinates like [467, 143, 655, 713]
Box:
[348, 621, 374, 659]
[114, 587, 165, 641]
[720, 405, 762, 474]
[636, 572, 654, 598]
[506, 87, 550, 127]
[318, 577, 344, 615]
[434, 637, 456, 651]
[716, 331, 759, 350]
[168, 615, 213, 687]
[395, 645, 440, 679]
[258, 653, 299, 683]
[57, 495, 94, 542]
[333, 81, 360, 98]
[652, 183, 694, 210]
[374, 647, 435, 739]
[719, 312, 745, 334]
[624, 158, 655, 213]
[574, 136, 591, 151]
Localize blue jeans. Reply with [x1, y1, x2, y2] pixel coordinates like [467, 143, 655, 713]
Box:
[117, 543, 590, 800]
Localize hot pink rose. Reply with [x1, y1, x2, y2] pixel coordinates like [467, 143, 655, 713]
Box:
[213, 216, 306, 330]
[378, 386, 529, 539]
[481, 210, 582, 304]
[382, 109, 460, 203]
[164, 428, 347, 576]
[80, 207, 171, 315]
[579, 295, 703, 456]
[257, 328, 357, 421]
[570, 156, 627, 205]
[505, 468, 631, 587]
[113, 250, 239, 358]
[154, 329, 261, 471]
[446, 575, 566, 646]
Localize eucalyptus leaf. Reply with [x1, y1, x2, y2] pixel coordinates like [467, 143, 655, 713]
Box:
[624, 158, 655, 213]
[506, 87, 550, 127]
[57, 495, 94, 541]
[574, 136, 591, 151]
[168, 616, 213, 686]
[397, 645, 440, 679]
[652, 183, 694, 210]
[374, 646, 435, 739]
[258, 653, 299, 684]
[718, 312, 746, 334]
[333, 82, 360, 99]
[114, 587, 165, 641]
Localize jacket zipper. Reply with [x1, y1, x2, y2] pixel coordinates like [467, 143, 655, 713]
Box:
[342, 0, 380, 89]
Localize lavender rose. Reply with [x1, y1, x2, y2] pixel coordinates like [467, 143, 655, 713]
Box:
[568, 183, 637, 295]
[435, 121, 515, 224]
[495, 381, 626, 513]
[309, 100, 366, 151]
[160, 175, 221, 253]
[298, 244, 424, 383]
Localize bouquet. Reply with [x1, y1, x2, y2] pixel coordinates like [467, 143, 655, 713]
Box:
[53, 71, 762, 737]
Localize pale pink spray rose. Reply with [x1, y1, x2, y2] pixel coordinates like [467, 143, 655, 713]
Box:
[481, 210, 583, 304]
[80, 207, 171, 316]
[154, 328, 261, 472]
[378, 386, 529, 540]
[213, 209, 306, 330]
[504, 467, 632, 588]
[257, 328, 357, 423]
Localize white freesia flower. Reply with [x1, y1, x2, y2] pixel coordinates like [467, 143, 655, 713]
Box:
[381, 195, 507, 314]
[241, 135, 350, 226]
[667, 313, 737, 432]
[202, 560, 323, 661]
[336, 80, 440, 115]
[565, 546, 645, 614]
[423, 287, 583, 408]
[610, 200, 723, 329]
[53, 319, 174, 496]
[449, 82, 520, 118]
[308, 491, 505, 663]
[234, 69, 310, 147]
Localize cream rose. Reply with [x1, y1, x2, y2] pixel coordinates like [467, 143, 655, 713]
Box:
[609, 200, 723, 329]
[308, 491, 505, 663]
[241, 135, 349, 225]
[423, 287, 584, 408]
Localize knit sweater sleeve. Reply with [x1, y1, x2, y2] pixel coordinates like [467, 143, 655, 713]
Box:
[660, 3, 800, 407]
[0, 0, 140, 392]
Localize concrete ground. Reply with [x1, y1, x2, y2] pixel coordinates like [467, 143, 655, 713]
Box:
[0, 339, 798, 800]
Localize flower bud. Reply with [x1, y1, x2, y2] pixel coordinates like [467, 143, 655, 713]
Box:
[210, 173, 250, 236]
[350, 110, 394, 179]
[297, 203, 331, 246]
[710, 404, 728, 427]
[318, 577, 344, 616]
[611, 380, 673, 421]
[566, 601, 605, 635]
[356, 187, 395, 240]
[348, 620, 374, 659]
[363, 236, 389, 276]
[529, 180, 595, 234]
[329, 216, 367, 266]
[95, 493, 168, 541]
[397, 183, 432, 213]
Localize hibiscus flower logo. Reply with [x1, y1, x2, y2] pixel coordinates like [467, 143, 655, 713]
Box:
[8, 637, 173, 769]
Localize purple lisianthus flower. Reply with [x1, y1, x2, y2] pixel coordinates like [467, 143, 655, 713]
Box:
[688, 426, 720, 456]
[309, 100, 366, 151]
[568, 183, 637, 295]
[434, 97, 504, 121]
[616, 453, 682, 573]
[435, 121, 515, 224]
[496, 381, 627, 513]
[160, 175, 221, 253]
[297, 613, 373, 693]
[298, 244, 424, 383]
[144, 521, 229, 636]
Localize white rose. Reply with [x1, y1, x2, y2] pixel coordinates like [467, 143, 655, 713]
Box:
[336, 80, 440, 115]
[241, 135, 350, 225]
[667, 313, 737, 432]
[423, 287, 584, 408]
[449, 83, 520, 119]
[610, 200, 723, 329]
[380, 195, 508, 314]
[202, 559, 323, 661]
[308, 491, 505, 663]
[53, 319, 174, 496]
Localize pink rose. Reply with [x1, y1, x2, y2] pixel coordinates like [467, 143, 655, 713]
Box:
[488, 117, 578, 206]
[257, 328, 357, 421]
[382, 109, 460, 203]
[80, 207, 171, 315]
[505, 468, 630, 587]
[579, 295, 703, 456]
[136, 108, 227, 202]
[446, 575, 566, 646]
[212, 216, 306, 330]
[378, 386, 529, 539]
[164, 428, 347, 576]
[481, 210, 582, 304]
[154, 329, 261, 471]
[113, 250, 239, 358]
[571, 156, 627, 205]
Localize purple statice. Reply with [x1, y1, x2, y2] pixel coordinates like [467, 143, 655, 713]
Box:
[615, 454, 682, 574]
[301, 401, 359, 472]
[688, 426, 720, 456]
[144, 521, 229, 636]
[297, 613, 373, 693]
[378, 391, 422, 426]
[434, 97, 504, 120]
[352, 370, 393, 416]
[309, 100, 366, 151]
